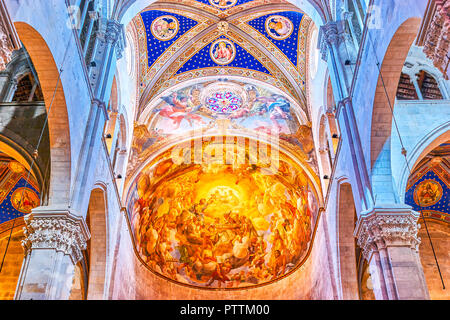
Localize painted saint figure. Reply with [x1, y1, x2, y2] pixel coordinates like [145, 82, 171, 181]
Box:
[211, 39, 235, 65]
[151, 16, 179, 41]
[266, 15, 294, 40]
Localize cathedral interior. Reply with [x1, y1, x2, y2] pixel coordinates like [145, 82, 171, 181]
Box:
[0, 0, 448, 300]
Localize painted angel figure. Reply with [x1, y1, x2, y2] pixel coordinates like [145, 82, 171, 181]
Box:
[157, 92, 206, 129]
[153, 18, 177, 39]
[213, 41, 233, 63]
[268, 17, 292, 38]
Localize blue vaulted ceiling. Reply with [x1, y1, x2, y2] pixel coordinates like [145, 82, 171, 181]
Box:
[135, 0, 311, 106]
[175, 35, 270, 75]
[141, 10, 199, 68]
[247, 11, 304, 67]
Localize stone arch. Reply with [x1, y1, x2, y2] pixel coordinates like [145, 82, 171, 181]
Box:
[85, 187, 108, 300]
[13, 23, 71, 206]
[370, 17, 422, 170]
[337, 181, 359, 300]
[398, 127, 450, 202]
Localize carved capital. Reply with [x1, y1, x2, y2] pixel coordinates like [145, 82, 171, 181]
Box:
[322, 22, 339, 46]
[319, 23, 339, 61]
[354, 206, 421, 261]
[21, 208, 90, 264]
[105, 20, 125, 59]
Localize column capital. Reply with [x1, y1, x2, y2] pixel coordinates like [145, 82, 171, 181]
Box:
[21, 208, 90, 264]
[92, 98, 109, 119]
[319, 22, 339, 61]
[354, 205, 421, 261]
[105, 19, 125, 59]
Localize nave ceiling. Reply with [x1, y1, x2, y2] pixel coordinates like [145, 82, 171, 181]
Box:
[130, 0, 313, 118]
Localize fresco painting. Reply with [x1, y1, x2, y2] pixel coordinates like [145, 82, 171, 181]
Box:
[129, 81, 317, 172]
[127, 142, 319, 288]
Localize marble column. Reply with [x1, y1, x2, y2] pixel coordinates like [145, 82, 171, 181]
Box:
[14, 208, 90, 300]
[354, 206, 430, 300]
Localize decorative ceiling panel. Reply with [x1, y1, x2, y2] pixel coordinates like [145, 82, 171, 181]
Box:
[141, 10, 200, 69]
[133, 0, 312, 117]
[0, 157, 40, 225]
[247, 11, 304, 67]
[405, 146, 450, 224]
[174, 35, 271, 75]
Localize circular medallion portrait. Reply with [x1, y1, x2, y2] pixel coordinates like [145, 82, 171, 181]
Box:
[265, 15, 294, 40]
[151, 15, 179, 41]
[210, 39, 236, 65]
[206, 91, 243, 114]
[11, 187, 40, 214]
[209, 0, 237, 10]
[414, 179, 443, 207]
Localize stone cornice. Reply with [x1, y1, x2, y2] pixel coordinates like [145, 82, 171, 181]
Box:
[21, 208, 91, 264]
[354, 206, 421, 261]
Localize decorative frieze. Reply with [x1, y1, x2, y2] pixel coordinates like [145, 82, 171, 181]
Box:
[21, 209, 90, 264]
[354, 207, 421, 261]
[106, 19, 125, 59]
[0, 0, 20, 71]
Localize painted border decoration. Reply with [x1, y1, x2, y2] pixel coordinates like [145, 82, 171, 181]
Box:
[151, 15, 180, 41]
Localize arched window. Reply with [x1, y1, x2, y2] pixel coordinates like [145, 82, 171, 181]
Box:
[11, 73, 43, 102]
[396, 73, 419, 100]
[417, 70, 444, 100]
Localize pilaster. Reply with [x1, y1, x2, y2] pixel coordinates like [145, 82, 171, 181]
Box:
[15, 208, 90, 300]
[354, 205, 430, 300]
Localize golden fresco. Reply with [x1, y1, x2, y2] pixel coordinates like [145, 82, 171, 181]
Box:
[127, 138, 319, 289]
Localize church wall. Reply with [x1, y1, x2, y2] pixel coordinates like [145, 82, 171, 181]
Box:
[348, 0, 427, 172]
[89, 144, 128, 298]
[417, 220, 450, 300]
[320, 133, 363, 298]
[110, 206, 336, 300]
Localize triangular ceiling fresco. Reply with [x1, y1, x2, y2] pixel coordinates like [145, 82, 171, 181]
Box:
[132, 0, 312, 116]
